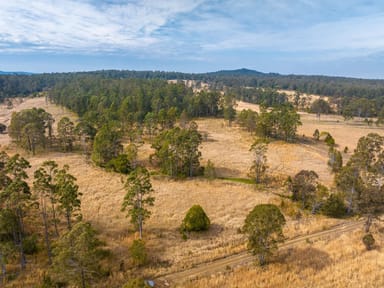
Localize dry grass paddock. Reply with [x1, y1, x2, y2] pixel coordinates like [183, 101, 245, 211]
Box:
[1, 97, 383, 287]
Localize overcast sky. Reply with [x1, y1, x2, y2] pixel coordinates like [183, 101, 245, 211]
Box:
[1, 0, 384, 78]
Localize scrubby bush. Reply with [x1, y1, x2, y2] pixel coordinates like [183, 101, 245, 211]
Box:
[321, 194, 346, 218]
[313, 129, 320, 140]
[362, 233, 375, 250]
[324, 133, 335, 147]
[204, 160, 216, 180]
[181, 204, 210, 232]
[129, 239, 147, 266]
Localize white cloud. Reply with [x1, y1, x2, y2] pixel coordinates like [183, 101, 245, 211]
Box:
[0, 0, 203, 52]
[1, 0, 384, 63]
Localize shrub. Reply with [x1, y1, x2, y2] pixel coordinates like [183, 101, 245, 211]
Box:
[181, 205, 210, 232]
[313, 129, 320, 140]
[204, 160, 216, 180]
[321, 194, 346, 218]
[324, 133, 335, 147]
[23, 234, 39, 255]
[362, 233, 375, 250]
[106, 154, 132, 174]
[129, 239, 147, 266]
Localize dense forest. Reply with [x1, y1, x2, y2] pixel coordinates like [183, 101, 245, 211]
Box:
[2, 68, 384, 100]
[2, 68, 384, 124]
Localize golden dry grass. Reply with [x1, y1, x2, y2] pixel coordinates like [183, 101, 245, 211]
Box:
[1, 97, 383, 287]
[183, 222, 384, 288]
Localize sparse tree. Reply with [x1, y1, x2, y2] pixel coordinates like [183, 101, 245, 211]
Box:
[249, 139, 268, 184]
[54, 165, 82, 231]
[290, 170, 319, 209]
[222, 93, 237, 126]
[243, 204, 286, 266]
[310, 99, 332, 119]
[328, 148, 343, 173]
[121, 166, 155, 239]
[57, 117, 75, 152]
[51, 222, 107, 288]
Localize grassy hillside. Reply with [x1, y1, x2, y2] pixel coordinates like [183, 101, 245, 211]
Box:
[0, 97, 383, 287]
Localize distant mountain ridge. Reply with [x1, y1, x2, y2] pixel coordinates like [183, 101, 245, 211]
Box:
[0, 71, 33, 75]
[205, 68, 283, 77]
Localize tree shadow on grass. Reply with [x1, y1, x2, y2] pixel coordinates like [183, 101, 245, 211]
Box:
[186, 223, 225, 240]
[276, 247, 332, 271]
[215, 166, 243, 178]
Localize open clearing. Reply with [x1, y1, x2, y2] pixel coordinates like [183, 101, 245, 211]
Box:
[1, 97, 383, 287]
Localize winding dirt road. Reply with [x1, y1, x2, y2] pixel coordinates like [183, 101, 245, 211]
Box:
[155, 219, 365, 287]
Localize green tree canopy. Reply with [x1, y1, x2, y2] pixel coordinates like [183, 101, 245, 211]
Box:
[121, 166, 155, 239]
[57, 117, 75, 152]
[243, 204, 286, 266]
[8, 108, 53, 154]
[91, 124, 123, 167]
[151, 122, 202, 177]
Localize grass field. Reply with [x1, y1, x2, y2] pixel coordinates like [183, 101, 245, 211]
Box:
[1, 97, 383, 287]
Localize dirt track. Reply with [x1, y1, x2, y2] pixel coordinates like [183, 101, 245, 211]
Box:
[156, 219, 365, 287]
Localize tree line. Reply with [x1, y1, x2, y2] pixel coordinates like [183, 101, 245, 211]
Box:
[2, 69, 384, 104]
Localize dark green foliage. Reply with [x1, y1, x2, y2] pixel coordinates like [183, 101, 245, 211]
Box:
[181, 205, 210, 232]
[22, 234, 39, 255]
[129, 239, 147, 266]
[256, 105, 301, 142]
[362, 233, 375, 250]
[151, 122, 202, 177]
[231, 87, 288, 107]
[92, 124, 123, 167]
[321, 194, 346, 218]
[243, 204, 286, 266]
[106, 154, 132, 174]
